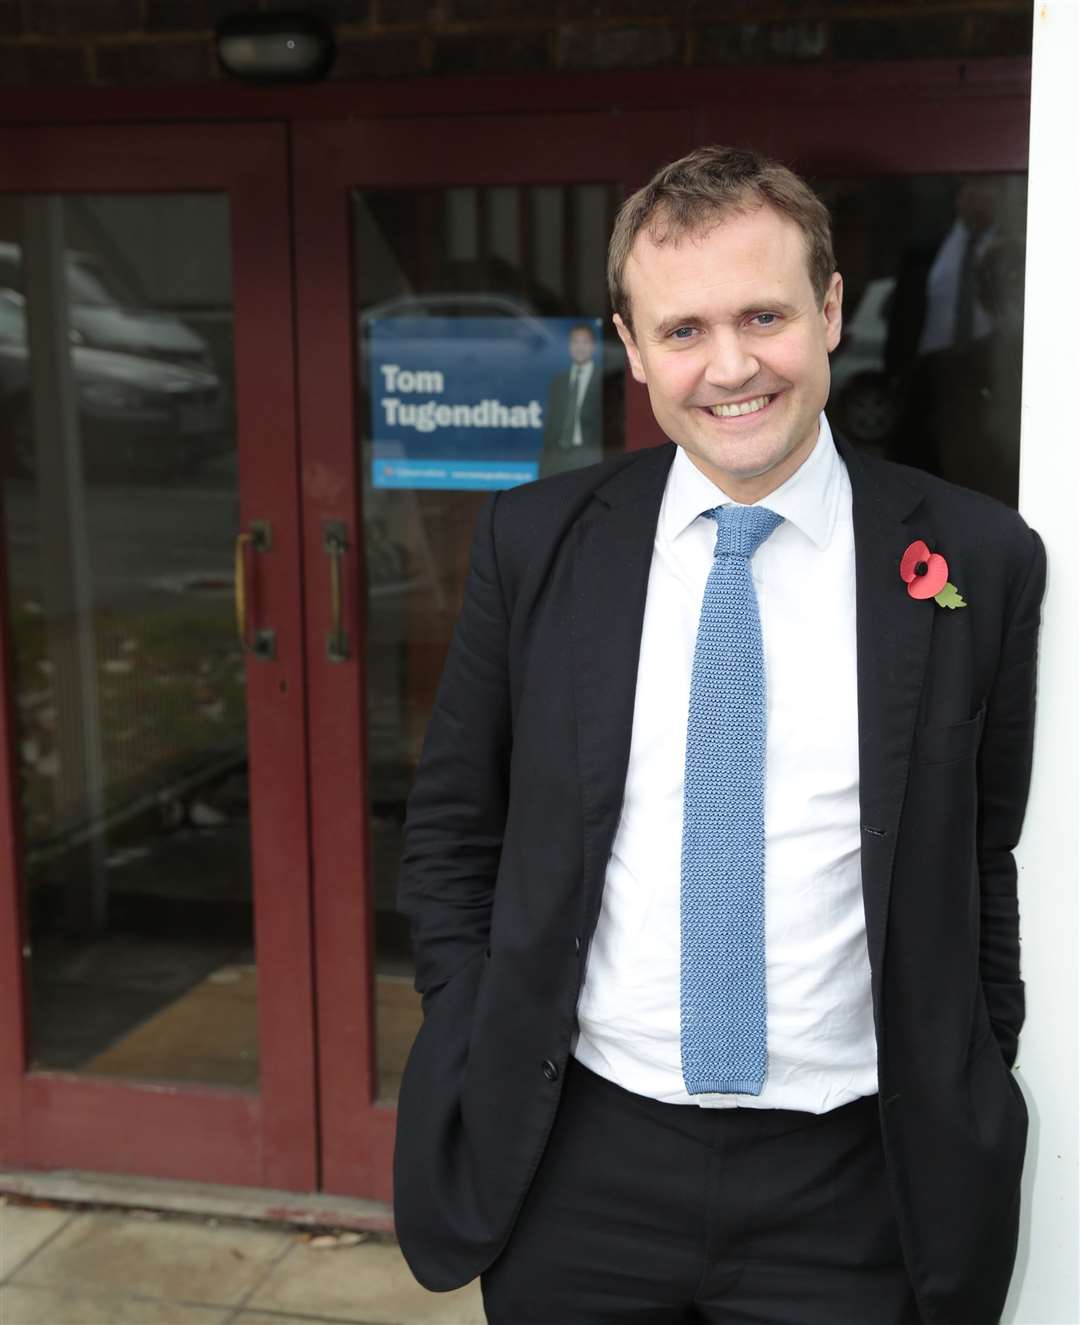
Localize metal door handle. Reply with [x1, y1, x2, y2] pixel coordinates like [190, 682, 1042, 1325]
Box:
[324, 520, 349, 662]
[234, 532, 252, 644]
[234, 520, 275, 660]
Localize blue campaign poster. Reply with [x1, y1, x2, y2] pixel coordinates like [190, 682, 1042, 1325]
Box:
[368, 315, 604, 490]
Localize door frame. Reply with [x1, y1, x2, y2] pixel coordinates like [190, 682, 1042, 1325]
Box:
[0, 59, 1033, 1203]
[290, 77, 1031, 1201]
[0, 122, 318, 1190]
[0, 58, 1032, 130]
[292, 108, 704, 1200]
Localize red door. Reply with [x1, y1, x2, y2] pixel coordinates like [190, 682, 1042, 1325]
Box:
[291, 83, 1030, 1205]
[0, 70, 1030, 1205]
[291, 110, 699, 1202]
[0, 123, 318, 1189]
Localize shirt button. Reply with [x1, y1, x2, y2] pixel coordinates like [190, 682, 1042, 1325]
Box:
[542, 1059, 559, 1082]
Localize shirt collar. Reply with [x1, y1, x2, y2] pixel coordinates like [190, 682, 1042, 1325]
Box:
[661, 413, 841, 551]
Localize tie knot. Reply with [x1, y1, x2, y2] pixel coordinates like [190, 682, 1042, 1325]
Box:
[708, 504, 784, 558]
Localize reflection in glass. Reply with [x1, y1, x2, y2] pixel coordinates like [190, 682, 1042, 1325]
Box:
[353, 184, 624, 1097]
[1, 194, 257, 1087]
[822, 172, 1026, 506]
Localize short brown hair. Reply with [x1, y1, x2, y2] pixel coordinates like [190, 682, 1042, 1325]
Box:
[608, 145, 836, 332]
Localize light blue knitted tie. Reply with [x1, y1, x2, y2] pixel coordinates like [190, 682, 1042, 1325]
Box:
[681, 503, 784, 1096]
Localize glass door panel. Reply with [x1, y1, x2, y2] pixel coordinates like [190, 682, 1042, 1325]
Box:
[352, 183, 626, 1100]
[819, 171, 1027, 506]
[0, 122, 315, 1191]
[0, 192, 255, 1088]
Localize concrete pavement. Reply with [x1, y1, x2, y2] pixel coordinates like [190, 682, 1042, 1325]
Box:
[0, 1197, 485, 1325]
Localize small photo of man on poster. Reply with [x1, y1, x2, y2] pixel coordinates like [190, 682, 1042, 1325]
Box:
[539, 322, 604, 477]
[369, 314, 605, 491]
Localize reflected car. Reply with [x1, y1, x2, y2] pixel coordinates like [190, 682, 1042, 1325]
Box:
[0, 291, 228, 480]
[0, 242, 213, 371]
[829, 277, 900, 450]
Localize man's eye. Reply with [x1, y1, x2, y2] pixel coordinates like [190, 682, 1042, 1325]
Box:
[670, 326, 696, 340]
[750, 313, 778, 327]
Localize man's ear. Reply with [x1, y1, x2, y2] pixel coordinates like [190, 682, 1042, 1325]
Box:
[823, 271, 844, 353]
[613, 313, 648, 384]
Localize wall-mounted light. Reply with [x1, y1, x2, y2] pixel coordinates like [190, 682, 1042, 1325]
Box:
[216, 12, 336, 84]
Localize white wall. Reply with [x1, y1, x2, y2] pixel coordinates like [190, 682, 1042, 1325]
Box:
[1005, 2, 1080, 1320]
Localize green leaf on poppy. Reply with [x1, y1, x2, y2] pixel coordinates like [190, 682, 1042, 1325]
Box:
[934, 581, 967, 609]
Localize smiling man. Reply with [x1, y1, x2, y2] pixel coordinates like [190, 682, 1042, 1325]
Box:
[395, 147, 1045, 1324]
[612, 201, 840, 503]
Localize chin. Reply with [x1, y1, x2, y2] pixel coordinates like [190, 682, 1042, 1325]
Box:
[707, 445, 791, 482]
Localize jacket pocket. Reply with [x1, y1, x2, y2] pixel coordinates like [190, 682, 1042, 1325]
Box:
[912, 707, 985, 766]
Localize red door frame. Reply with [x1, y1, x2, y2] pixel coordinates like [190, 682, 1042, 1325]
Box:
[292, 109, 699, 1201]
[0, 60, 1032, 1204]
[0, 123, 318, 1190]
[290, 71, 1030, 1202]
[0, 59, 1031, 129]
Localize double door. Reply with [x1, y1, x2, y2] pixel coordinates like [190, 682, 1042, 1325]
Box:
[0, 113, 692, 1201]
[0, 87, 1029, 1202]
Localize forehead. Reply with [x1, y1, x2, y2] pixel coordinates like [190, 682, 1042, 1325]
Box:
[625, 205, 814, 316]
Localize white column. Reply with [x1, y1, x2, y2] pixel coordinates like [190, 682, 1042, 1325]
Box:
[1005, 2, 1080, 1320]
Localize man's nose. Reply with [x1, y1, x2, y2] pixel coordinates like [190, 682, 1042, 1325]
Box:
[703, 330, 758, 391]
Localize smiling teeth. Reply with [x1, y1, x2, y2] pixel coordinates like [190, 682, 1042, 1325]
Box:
[712, 395, 769, 417]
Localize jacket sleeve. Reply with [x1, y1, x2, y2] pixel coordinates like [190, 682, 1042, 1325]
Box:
[397, 493, 511, 1011]
[977, 525, 1047, 1067]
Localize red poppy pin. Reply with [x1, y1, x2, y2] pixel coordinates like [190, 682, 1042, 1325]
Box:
[900, 540, 967, 609]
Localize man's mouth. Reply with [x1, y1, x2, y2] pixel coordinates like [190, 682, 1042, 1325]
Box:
[709, 394, 774, 419]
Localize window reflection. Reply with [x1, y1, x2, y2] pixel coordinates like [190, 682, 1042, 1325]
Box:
[353, 183, 625, 1098]
[823, 172, 1025, 506]
[1, 194, 255, 1088]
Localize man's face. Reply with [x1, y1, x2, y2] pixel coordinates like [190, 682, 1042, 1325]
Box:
[614, 205, 843, 503]
[569, 328, 596, 365]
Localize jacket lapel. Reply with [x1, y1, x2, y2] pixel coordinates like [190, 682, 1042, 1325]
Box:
[840, 437, 935, 1011]
[572, 443, 675, 934]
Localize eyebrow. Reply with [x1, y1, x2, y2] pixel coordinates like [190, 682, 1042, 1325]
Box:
[651, 301, 799, 339]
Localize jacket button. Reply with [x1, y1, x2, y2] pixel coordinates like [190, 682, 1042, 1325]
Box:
[574, 936, 581, 954]
[542, 1059, 559, 1082]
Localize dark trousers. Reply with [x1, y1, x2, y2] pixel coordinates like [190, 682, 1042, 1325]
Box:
[482, 1057, 921, 1324]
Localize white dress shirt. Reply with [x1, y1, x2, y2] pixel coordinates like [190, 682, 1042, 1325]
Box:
[570, 360, 594, 448]
[574, 416, 877, 1113]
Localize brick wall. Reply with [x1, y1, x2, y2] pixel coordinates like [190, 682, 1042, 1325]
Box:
[0, 0, 1032, 88]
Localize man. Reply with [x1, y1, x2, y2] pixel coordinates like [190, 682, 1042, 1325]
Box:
[394, 147, 1044, 1324]
[538, 321, 604, 477]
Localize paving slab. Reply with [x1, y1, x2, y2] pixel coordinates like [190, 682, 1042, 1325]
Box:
[248, 1238, 485, 1324]
[10, 1209, 289, 1307]
[0, 1204, 73, 1279]
[0, 1283, 231, 1324]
